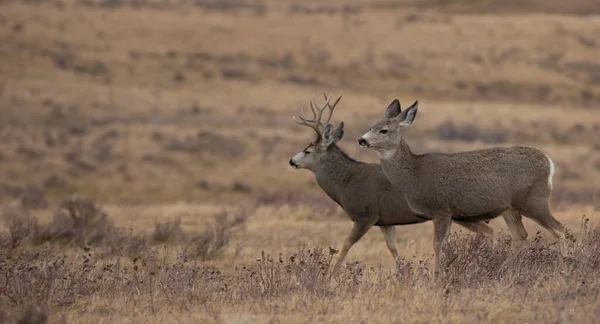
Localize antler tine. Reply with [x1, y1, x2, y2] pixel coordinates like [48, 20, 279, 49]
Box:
[292, 93, 339, 137]
[293, 99, 320, 125]
[310, 94, 332, 126]
[320, 92, 342, 127]
[299, 104, 316, 122]
[309, 97, 321, 124]
[308, 100, 318, 121]
[293, 104, 321, 136]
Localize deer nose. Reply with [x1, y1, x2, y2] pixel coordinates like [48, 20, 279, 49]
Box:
[358, 138, 367, 147]
[289, 159, 296, 167]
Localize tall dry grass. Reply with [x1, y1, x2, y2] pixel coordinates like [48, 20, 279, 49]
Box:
[0, 201, 599, 323]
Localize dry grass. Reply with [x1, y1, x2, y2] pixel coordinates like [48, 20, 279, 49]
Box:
[1, 0, 600, 322]
[0, 205, 599, 323]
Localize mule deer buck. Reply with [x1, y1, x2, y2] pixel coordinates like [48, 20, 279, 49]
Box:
[358, 99, 567, 276]
[289, 93, 495, 274]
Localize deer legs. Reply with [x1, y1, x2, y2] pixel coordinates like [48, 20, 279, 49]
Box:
[456, 211, 531, 253]
[516, 197, 567, 256]
[502, 209, 528, 253]
[339, 220, 495, 277]
[334, 219, 499, 278]
[453, 220, 496, 248]
[331, 222, 373, 276]
[380, 226, 401, 261]
[432, 216, 452, 277]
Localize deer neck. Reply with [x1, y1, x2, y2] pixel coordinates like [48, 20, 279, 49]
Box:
[378, 138, 418, 188]
[313, 144, 360, 202]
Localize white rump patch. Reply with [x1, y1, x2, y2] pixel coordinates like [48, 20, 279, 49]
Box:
[546, 155, 555, 189]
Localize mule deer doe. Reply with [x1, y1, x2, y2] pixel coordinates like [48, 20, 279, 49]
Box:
[289, 93, 495, 274]
[358, 99, 567, 276]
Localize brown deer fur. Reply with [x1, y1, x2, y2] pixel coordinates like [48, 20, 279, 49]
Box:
[290, 94, 495, 274]
[359, 99, 566, 276]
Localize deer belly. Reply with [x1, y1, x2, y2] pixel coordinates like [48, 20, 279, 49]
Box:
[450, 206, 508, 222]
[448, 186, 511, 216]
[407, 189, 509, 221]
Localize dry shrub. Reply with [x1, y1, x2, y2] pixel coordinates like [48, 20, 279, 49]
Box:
[181, 209, 249, 261]
[100, 228, 149, 259]
[0, 198, 253, 261]
[237, 247, 369, 300]
[152, 218, 183, 243]
[238, 248, 332, 298]
[0, 197, 148, 258]
[0, 244, 225, 319]
[35, 197, 114, 247]
[394, 256, 431, 284]
[440, 219, 600, 288]
[441, 231, 509, 286]
[2, 207, 37, 250]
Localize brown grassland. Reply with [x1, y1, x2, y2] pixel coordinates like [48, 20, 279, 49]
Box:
[1, 0, 600, 322]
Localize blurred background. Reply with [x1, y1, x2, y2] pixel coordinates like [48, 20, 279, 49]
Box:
[1, 0, 600, 321]
[2, 0, 600, 208]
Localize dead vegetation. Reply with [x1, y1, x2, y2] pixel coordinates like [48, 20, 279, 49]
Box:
[0, 212, 599, 323]
[1, 197, 250, 261]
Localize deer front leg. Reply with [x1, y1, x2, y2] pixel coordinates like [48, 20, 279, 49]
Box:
[432, 215, 452, 278]
[380, 226, 400, 262]
[330, 222, 373, 277]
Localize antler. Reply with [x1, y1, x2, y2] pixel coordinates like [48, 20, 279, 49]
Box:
[320, 92, 342, 128]
[293, 92, 342, 138]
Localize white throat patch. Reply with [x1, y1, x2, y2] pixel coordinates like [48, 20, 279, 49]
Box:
[377, 150, 396, 160]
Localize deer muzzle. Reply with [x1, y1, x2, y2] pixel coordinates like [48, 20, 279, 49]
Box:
[358, 137, 369, 147]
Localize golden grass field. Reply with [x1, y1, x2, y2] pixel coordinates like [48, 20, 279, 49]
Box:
[1, 0, 600, 323]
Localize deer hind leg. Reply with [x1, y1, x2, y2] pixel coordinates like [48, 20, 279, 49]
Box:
[330, 222, 373, 277]
[432, 215, 452, 278]
[502, 209, 528, 253]
[380, 226, 400, 262]
[516, 197, 566, 256]
[453, 220, 496, 248]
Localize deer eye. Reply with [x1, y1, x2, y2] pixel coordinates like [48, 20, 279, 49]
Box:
[304, 150, 311, 155]
[379, 129, 388, 134]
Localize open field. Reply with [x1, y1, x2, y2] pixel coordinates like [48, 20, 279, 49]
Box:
[1, 0, 600, 322]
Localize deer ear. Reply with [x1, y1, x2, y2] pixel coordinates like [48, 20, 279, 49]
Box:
[322, 122, 344, 146]
[398, 100, 418, 126]
[384, 99, 402, 119]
